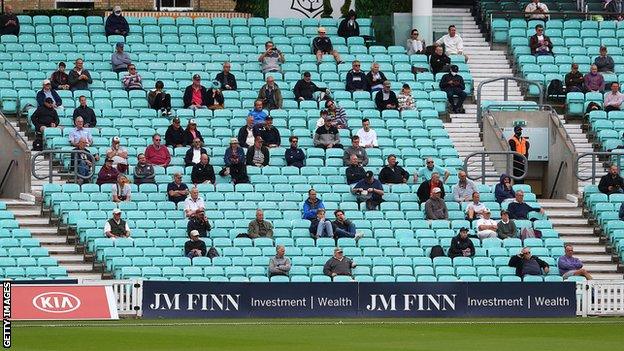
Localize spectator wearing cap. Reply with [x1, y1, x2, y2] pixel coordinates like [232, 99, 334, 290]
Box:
[374, 81, 398, 111]
[248, 100, 268, 126]
[430, 44, 451, 76]
[187, 209, 211, 237]
[345, 60, 369, 92]
[184, 137, 208, 167]
[448, 227, 475, 258]
[325, 99, 348, 129]
[191, 154, 215, 185]
[258, 41, 285, 74]
[148, 81, 172, 115]
[0, 5, 19, 36]
[343, 135, 368, 166]
[352, 171, 385, 210]
[397, 84, 415, 111]
[435, 25, 467, 61]
[508, 126, 529, 182]
[452, 170, 477, 202]
[465, 192, 487, 221]
[309, 208, 334, 239]
[475, 208, 497, 239]
[96, 157, 120, 185]
[31, 98, 60, 134]
[258, 76, 283, 110]
[418, 172, 445, 203]
[165, 118, 185, 148]
[564, 63, 584, 93]
[324, 247, 355, 278]
[338, 10, 360, 38]
[111, 174, 131, 203]
[356, 118, 378, 148]
[529, 24, 552, 56]
[105, 5, 129, 36]
[583, 65, 605, 93]
[269, 245, 291, 278]
[256, 116, 281, 148]
[50, 62, 70, 91]
[604, 82, 624, 112]
[185, 230, 207, 259]
[497, 210, 518, 239]
[221, 138, 249, 184]
[293, 71, 326, 101]
[105, 136, 128, 172]
[424, 187, 448, 220]
[302, 189, 325, 220]
[68, 59, 93, 91]
[366, 62, 387, 92]
[183, 74, 209, 109]
[69, 117, 93, 147]
[206, 80, 225, 110]
[133, 153, 155, 185]
[71, 138, 98, 184]
[215, 61, 237, 91]
[36, 80, 62, 108]
[246, 136, 270, 167]
[111, 42, 131, 73]
[104, 209, 130, 239]
[144, 133, 171, 167]
[73, 95, 97, 127]
[122, 64, 142, 91]
[379, 154, 410, 184]
[183, 119, 204, 146]
[595, 46, 615, 73]
[184, 187, 205, 218]
[167, 173, 189, 205]
[346, 154, 366, 185]
[314, 116, 343, 149]
[247, 209, 274, 239]
[285, 136, 306, 168]
[313, 27, 343, 64]
[440, 65, 467, 114]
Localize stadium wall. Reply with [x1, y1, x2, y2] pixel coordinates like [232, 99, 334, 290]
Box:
[4, 0, 236, 12]
[0, 114, 31, 198]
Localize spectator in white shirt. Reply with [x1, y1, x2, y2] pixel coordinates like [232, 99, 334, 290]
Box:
[356, 118, 378, 148]
[604, 82, 624, 112]
[525, 0, 549, 20]
[452, 170, 477, 202]
[466, 192, 487, 221]
[435, 25, 468, 62]
[184, 187, 205, 218]
[406, 29, 425, 55]
[475, 209, 498, 239]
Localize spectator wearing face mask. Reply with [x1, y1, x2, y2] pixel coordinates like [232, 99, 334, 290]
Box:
[439, 65, 466, 114]
[105, 6, 129, 36]
[508, 126, 529, 183]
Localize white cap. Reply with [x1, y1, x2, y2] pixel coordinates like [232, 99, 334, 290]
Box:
[432, 187, 442, 193]
[112, 136, 120, 142]
[43, 79, 51, 85]
[190, 230, 200, 237]
[112, 208, 122, 215]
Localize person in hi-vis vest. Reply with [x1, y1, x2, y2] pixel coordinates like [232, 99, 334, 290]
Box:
[508, 126, 529, 184]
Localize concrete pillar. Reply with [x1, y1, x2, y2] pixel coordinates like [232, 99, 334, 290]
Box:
[412, 0, 433, 45]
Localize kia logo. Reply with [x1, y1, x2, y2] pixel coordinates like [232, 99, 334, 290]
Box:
[32, 292, 81, 313]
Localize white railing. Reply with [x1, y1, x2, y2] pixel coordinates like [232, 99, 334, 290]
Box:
[577, 280, 624, 317]
[106, 279, 143, 317]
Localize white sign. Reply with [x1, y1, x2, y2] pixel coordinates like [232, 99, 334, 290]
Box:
[269, 0, 355, 19]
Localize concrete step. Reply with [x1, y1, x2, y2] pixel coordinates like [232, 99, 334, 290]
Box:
[50, 254, 86, 263]
[582, 264, 619, 272]
[556, 227, 595, 235]
[26, 226, 59, 235]
[64, 263, 95, 273]
[14, 217, 50, 226]
[33, 235, 68, 245]
[558, 236, 601, 244]
[549, 218, 590, 226]
[569, 245, 607, 254]
[591, 273, 624, 280]
[542, 208, 583, 217]
[46, 246, 77, 254]
[69, 273, 103, 280]
[575, 254, 614, 263]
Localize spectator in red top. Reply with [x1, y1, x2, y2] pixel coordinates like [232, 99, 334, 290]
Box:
[96, 158, 120, 185]
[144, 133, 171, 167]
[183, 74, 208, 110]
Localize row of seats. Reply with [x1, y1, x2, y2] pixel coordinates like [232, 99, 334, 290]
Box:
[583, 185, 624, 262]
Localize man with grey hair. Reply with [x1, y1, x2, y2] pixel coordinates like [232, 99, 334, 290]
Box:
[323, 247, 356, 278]
[183, 187, 204, 218]
[68, 116, 93, 147]
[247, 209, 274, 239]
[558, 244, 592, 280]
[374, 80, 398, 111]
[508, 247, 550, 278]
[417, 157, 450, 182]
[269, 245, 291, 277]
[506, 190, 544, 220]
[452, 170, 477, 202]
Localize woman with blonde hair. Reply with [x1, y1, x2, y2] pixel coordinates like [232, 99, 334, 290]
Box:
[112, 174, 132, 203]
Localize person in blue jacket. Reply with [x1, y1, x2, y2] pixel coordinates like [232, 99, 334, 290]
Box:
[302, 189, 325, 220]
[36, 80, 62, 108]
[494, 173, 516, 204]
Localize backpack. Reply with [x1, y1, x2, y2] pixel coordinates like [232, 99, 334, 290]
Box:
[207, 247, 219, 259]
[32, 134, 44, 151]
[429, 245, 445, 259]
[547, 79, 564, 97]
[521, 228, 542, 240]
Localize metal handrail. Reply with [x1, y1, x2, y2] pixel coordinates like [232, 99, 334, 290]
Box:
[0, 160, 16, 196]
[31, 149, 96, 183]
[476, 77, 544, 127]
[463, 151, 528, 185]
[0, 112, 28, 149]
[576, 151, 624, 183]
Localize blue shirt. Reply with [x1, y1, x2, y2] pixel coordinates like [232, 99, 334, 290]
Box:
[248, 109, 268, 125]
[354, 178, 384, 201]
[68, 128, 93, 144]
[418, 165, 446, 181]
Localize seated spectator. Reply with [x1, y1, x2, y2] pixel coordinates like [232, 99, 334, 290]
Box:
[313, 27, 343, 64]
[184, 187, 205, 218]
[440, 65, 467, 114]
[595, 46, 615, 73]
[525, 0, 549, 19]
[352, 171, 385, 210]
[96, 158, 120, 186]
[379, 154, 410, 184]
[258, 41, 285, 73]
[558, 244, 593, 280]
[430, 45, 451, 76]
[215, 61, 237, 91]
[71, 138, 97, 184]
[406, 28, 425, 55]
[183, 120, 204, 148]
[346, 154, 366, 185]
[257, 76, 283, 110]
[237, 116, 256, 148]
[50, 62, 70, 91]
[191, 154, 215, 185]
[111, 42, 131, 73]
[397, 83, 415, 111]
[105, 136, 128, 173]
[604, 0, 623, 20]
[111, 174, 131, 203]
[205, 80, 225, 110]
[497, 210, 518, 239]
[345, 60, 369, 92]
[529, 24, 552, 56]
[269, 245, 291, 277]
[565, 63, 584, 93]
[165, 117, 185, 148]
[122, 64, 142, 91]
[147, 81, 172, 116]
[309, 208, 334, 238]
[285, 136, 306, 168]
[133, 153, 155, 185]
[452, 170, 477, 202]
[325, 99, 348, 129]
[257, 116, 281, 148]
[507, 190, 545, 220]
[583, 65, 605, 92]
[598, 164, 624, 194]
[418, 172, 445, 203]
[436, 25, 467, 61]
[184, 138, 207, 167]
[36, 80, 62, 108]
[73, 95, 97, 127]
[620, 202, 624, 220]
[187, 210, 211, 237]
[104, 209, 130, 239]
[315, 104, 347, 130]
[302, 189, 325, 220]
[0, 5, 19, 36]
[333, 210, 363, 240]
[246, 136, 270, 167]
[343, 136, 368, 166]
[466, 192, 486, 221]
[424, 187, 448, 220]
[144, 134, 171, 167]
[338, 10, 360, 38]
[366, 62, 387, 92]
[183, 74, 209, 110]
[167, 173, 189, 205]
[313, 117, 343, 149]
[68, 59, 92, 91]
[508, 247, 550, 278]
[221, 138, 249, 184]
[323, 247, 355, 278]
[475, 209, 497, 239]
[31, 98, 59, 134]
[495, 173, 516, 204]
[356, 118, 378, 148]
[105, 5, 129, 36]
[248, 100, 268, 126]
[247, 209, 274, 239]
[417, 157, 450, 182]
[68, 117, 93, 147]
[184, 230, 207, 259]
[448, 227, 475, 258]
[294, 71, 326, 101]
[604, 82, 624, 112]
[375, 81, 398, 111]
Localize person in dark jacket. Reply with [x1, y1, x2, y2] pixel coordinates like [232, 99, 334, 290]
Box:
[36, 80, 62, 108]
[50, 62, 70, 91]
[619, 202, 624, 220]
[183, 74, 209, 109]
[165, 117, 185, 148]
[71, 138, 97, 184]
[96, 158, 120, 186]
[72, 95, 97, 127]
[185, 230, 207, 258]
[332, 210, 361, 239]
[285, 136, 305, 168]
[313, 118, 343, 149]
[337, 10, 360, 38]
[183, 119, 204, 146]
[221, 138, 249, 184]
[206, 80, 225, 110]
[366, 62, 387, 92]
[246, 136, 270, 167]
[346, 154, 366, 185]
[105, 6, 129, 36]
[187, 211, 211, 237]
[494, 173, 516, 204]
[529, 24, 552, 56]
[417, 172, 446, 203]
[378, 154, 410, 184]
[352, 171, 385, 210]
[68, 59, 93, 91]
[595, 46, 615, 73]
[31, 98, 59, 133]
[184, 138, 208, 167]
[507, 191, 544, 220]
[256, 117, 281, 147]
[214, 62, 237, 90]
[147, 81, 172, 115]
[374, 81, 398, 111]
[430, 45, 451, 76]
[323, 247, 355, 278]
[0, 5, 19, 36]
[312, 27, 342, 64]
[508, 247, 550, 277]
[191, 154, 215, 185]
[565, 63, 584, 93]
[439, 65, 467, 113]
[598, 164, 624, 194]
[345, 60, 369, 92]
[133, 153, 155, 185]
[237, 116, 256, 148]
[448, 228, 475, 258]
[293, 71, 326, 101]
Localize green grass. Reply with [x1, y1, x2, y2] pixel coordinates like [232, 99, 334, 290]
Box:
[11, 318, 624, 351]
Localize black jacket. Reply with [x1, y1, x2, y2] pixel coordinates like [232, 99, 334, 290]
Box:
[184, 239, 207, 257]
[565, 71, 584, 90]
[0, 13, 19, 36]
[285, 147, 305, 168]
[346, 165, 366, 184]
[598, 173, 624, 195]
[105, 14, 129, 36]
[448, 234, 475, 258]
[191, 162, 216, 184]
[529, 34, 553, 55]
[31, 106, 59, 132]
[187, 217, 211, 237]
[246, 146, 270, 166]
[417, 180, 446, 203]
[50, 71, 69, 90]
[215, 71, 237, 90]
[366, 71, 387, 89]
[345, 70, 369, 92]
[183, 129, 204, 147]
[440, 73, 466, 91]
[165, 125, 185, 147]
[378, 165, 409, 184]
[184, 147, 208, 167]
[72, 106, 97, 127]
[206, 89, 224, 106]
[374, 90, 398, 111]
[508, 255, 549, 277]
[183, 85, 208, 108]
[259, 126, 281, 146]
[237, 125, 255, 148]
[338, 18, 360, 38]
[68, 69, 92, 90]
[293, 79, 324, 100]
[312, 36, 333, 53]
[430, 53, 451, 75]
